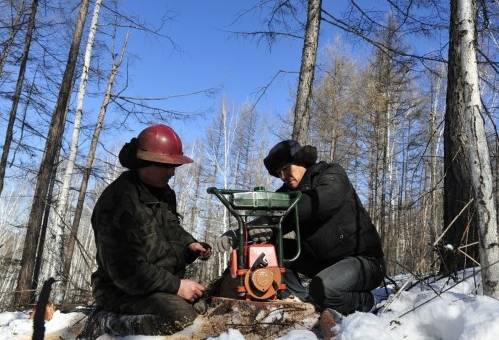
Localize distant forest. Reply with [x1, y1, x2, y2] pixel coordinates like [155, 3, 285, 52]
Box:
[0, 0, 497, 310]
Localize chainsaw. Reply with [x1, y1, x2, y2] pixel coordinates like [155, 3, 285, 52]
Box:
[207, 186, 302, 301]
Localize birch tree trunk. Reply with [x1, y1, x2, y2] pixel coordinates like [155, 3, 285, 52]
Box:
[62, 34, 128, 302]
[13, 0, 90, 308]
[444, 0, 499, 297]
[51, 0, 103, 292]
[0, 0, 38, 196]
[292, 0, 321, 145]
[429, 67, 444, 267]
[220, 98, 230, 276]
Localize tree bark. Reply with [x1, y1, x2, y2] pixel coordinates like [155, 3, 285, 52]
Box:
[444, 0, 499, 297]
[31, 154, 59, 303]
[292, 0, 321, 145]
[52, 0, 103, 293]
[13, 0, 90, 308]
[62, 35, 128, 302]
[0, 0, 38, 196]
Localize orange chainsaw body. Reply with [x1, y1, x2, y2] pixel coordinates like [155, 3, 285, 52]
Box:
[229, 244, 286, 300]
[207, 186, 302, 302]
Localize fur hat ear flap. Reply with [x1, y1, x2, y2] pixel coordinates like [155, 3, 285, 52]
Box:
[264, 140, 299, 177]
[264, 140, 317, 177]
[293, 145, 317, 167]
[119, 138, 147, 169]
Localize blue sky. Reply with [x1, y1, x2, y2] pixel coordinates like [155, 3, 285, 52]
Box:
[100, 1, 358, 146]
[101, 1, 451, 148]
[0, 0, 453, 169]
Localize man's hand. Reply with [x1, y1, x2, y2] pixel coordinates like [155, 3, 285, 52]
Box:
[177, 279, 206, 302]
[188, 242, 212, 260]
[213, 230, 237, 253]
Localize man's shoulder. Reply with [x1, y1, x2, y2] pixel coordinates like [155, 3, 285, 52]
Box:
[112, 170, 138, 190]
[96, 171, 138, 206]
[310, 161, 345, 175]
[309, 162, 350, 186]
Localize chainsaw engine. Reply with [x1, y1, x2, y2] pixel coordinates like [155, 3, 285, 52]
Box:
[208, 187, 302, 301]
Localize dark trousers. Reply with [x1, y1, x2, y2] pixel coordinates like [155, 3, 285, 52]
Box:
[112, 292, 197, 333]
[284, 251, 385, 315]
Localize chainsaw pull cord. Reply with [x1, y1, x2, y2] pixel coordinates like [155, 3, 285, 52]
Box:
[251, 252, 268, 271]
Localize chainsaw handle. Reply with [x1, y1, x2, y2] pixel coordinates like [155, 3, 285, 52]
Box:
[279, 191, 302, 265]
[207, 187, 246, 195]
[207, 187, 246, 275]
[207, 187, 302, 267]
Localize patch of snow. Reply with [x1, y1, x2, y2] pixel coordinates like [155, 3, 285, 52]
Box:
[256, 308, 285, 323]
[338, 271, 499, 340]
[0, 310, 85, 339]
[96, 335, 168, 340]
[46, 310, 85, 333]
[276, 329, 318, 339]
[0, 311, 28, 327]
[207, 328, 245, 340]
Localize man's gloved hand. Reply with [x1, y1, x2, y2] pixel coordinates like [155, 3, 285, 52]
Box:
[188, 242, 212, 260]
[177, 279, 206, 303]
[248, 228, 273, 243]
[213, 229, 237, 253]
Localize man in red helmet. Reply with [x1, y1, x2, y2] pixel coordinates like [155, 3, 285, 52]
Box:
[91, 124, 212, 334]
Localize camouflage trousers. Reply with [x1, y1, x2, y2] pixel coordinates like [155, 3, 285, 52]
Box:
[117, 292, 197, 329]
[79, 293, 198, 338]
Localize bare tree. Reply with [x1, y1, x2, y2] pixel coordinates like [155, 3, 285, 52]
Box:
[0, 0, 26, 81]
[292, 0, 321, 144]
[444, 0, 499, 297]
[13, 0, 90, 308]
[0, 0, 38, 195]
[51, 0, 103, 291]
[62, 33, 128, 303]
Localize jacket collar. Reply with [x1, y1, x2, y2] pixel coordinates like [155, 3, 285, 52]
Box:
[278, 161, 328, 192]
[297, 162, 325, 190]
[130, 170, 165, 205]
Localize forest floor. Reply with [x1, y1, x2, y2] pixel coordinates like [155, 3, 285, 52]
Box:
[1, 268, 498, 339]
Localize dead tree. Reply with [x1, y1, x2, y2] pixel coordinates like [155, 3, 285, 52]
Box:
[292, 0, 321, 145]
[62, 34, 128, 303]
[0, 0, 38, 196]
[13, 0, 90, 308]
[51, 0, 103, 294]
[443, 0, 499, 297]
[0, 0, 26, 80]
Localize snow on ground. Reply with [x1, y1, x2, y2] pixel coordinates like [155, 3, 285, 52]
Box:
[339, 269, 499, 340]
[1, 268, 498, 339]
[0, 310, 86, 339]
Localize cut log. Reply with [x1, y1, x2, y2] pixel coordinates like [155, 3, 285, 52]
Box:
[77, 298, 320, 339]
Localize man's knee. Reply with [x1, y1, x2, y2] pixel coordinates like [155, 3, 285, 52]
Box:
[309, 277, 342, 305]
[145, 292, 197, 322]
[309, 276, 372, 315]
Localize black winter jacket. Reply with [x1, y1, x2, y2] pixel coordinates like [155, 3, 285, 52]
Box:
[280, 162, 383, 266]
[91, 171, 197, 309]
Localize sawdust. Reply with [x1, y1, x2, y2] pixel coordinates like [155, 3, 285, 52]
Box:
[172, 298, 320, 340]
[75, 298, 320, 339]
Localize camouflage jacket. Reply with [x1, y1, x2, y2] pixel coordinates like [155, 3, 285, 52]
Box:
[91, 171, 197, 309]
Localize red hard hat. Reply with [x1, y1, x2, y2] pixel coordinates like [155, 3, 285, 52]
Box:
[136, 124, 193, 165]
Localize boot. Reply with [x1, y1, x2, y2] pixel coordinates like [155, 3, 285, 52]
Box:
[319, 308, 341, 340]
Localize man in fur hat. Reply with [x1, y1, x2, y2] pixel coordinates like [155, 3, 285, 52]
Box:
[214, 140, 385, 316]
[263, 140, 385, 315]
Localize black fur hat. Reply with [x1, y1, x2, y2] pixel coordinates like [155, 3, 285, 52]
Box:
[263, 140, 317, 177]
[118, 138, 148, 169]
